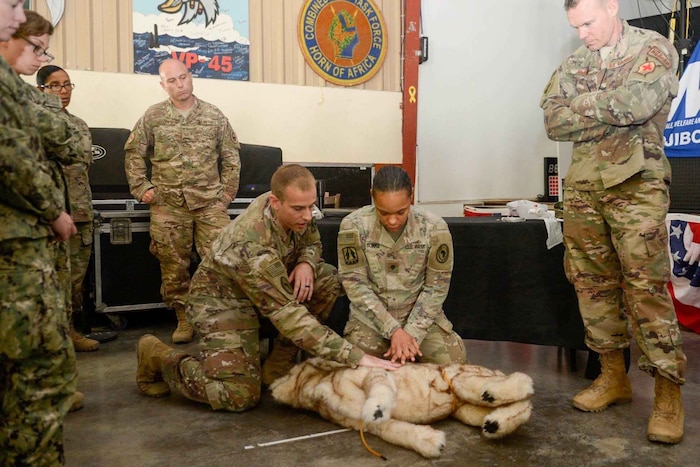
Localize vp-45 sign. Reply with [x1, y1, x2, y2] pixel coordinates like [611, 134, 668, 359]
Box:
[133, 0, 250, 81]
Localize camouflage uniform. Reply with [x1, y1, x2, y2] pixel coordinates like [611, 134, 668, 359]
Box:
[124, 96, 240, 312]
[338, 205, 467, 364]
[540, 21, 686, 383]
[60, 111, 93, 314]
[0, 56, 77, 466]
[155, 193, 364, 411]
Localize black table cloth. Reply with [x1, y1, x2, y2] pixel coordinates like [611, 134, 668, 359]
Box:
[317, 216, 585, 351]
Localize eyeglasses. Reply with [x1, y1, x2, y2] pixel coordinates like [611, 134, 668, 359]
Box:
[20, 37, 54, 63]
[41, 83, 76, 92]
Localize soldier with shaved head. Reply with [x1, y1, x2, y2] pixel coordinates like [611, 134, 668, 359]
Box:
[125, 58, 241, 344]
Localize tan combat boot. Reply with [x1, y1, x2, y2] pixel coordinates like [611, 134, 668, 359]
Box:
[172, 307, 194, 344]
[573, 349, 632, 412]
[261, 339, 300, 387]
[136, 334, 184, 397]
[647, 372, 684, 444]
[70, 324, 100, 352]
[69, 391, 84, 412]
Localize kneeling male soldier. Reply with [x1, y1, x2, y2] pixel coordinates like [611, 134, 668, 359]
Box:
[136, 165, 399, 411]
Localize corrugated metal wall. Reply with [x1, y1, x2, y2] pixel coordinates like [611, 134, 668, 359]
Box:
[32, 0, 401, 92]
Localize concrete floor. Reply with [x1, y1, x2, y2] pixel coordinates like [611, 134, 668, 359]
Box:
[64, 313, 700, 467]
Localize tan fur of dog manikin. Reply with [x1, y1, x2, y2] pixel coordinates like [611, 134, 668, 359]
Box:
[270, 358, 534, 458]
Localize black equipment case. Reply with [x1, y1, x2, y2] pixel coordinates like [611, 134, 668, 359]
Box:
[87, 127, 283, 317]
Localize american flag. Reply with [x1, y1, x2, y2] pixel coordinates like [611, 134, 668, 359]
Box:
[667, 214, 700, 333]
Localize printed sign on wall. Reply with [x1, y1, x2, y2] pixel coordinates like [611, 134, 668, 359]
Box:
[665, 43, 700, 157]
[298, 0, 388, 86]
[133, 0, 249, 81]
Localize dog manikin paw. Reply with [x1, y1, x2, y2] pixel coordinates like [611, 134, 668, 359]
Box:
[482, 391, 496, 404]
[416, 428, 446, 458]
[483, 419, 499, 435]
[362, 400, 389, 423]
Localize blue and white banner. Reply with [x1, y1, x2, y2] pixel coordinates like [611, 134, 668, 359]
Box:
[664, 44, 700, 157]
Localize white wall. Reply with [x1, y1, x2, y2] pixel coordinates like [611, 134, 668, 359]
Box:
[28, 70, 403, 165]
[415, 1, 579, 216]
[35, 1, 668, 213]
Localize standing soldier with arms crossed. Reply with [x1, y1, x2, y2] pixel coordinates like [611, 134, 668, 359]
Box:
[541, 0, 687, 444]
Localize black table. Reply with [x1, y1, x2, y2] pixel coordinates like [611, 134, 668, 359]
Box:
[317, 216, 585, 351]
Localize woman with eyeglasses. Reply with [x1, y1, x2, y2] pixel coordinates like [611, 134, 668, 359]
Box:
[38, 65, 101, 354]
[0, 6, 79, 467]
[0, 8, 53, 74]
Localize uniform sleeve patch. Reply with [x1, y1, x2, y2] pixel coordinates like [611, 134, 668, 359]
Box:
[436, 244, 450, 264]
[259, 258, 293, 298]
[264, 259, 286, 278]
[337, 230, 357, 245]
[542, 71, 558, 96]
[428, 231, 453, 271]
[280, 276, 294, 295]
[637, 61, 656, 76]
[648, 46, 672, 69]
[342, 246, 359, 265]
[338, 229, 364, 270]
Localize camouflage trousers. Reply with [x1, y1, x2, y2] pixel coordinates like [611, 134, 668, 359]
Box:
[563, 176, 686, 383]
[0, 237, 77, 466]
[149, 201, 230, 310]
[162, 263, 341, 411]
[69, 221, 93, 312]
[344, 314, 467, 364]
[55, 237, 71, 322]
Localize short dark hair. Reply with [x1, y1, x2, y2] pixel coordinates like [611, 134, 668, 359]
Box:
[270, 164, 316, 201]
[36, 65, 65, 86]
[371, 166, 412, 196]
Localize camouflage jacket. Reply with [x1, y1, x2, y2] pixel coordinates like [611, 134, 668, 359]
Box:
[337, 205, 454, 344]
[124, 96, 241, 210]
[58, 111, 93, 222]
[195, 193, 364, 366]
[541, 21, 678, 191]
[0, 57, 74, 241]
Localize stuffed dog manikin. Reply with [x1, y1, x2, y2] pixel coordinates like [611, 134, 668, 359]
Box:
[270, 358, 534, 458]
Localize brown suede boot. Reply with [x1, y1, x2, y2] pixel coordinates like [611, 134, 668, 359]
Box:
[573, 349, 632, 412]
[137, 334, 185, 397]
[69, 391, 84, 412]
[70, 324, 100, 352]
[261, 339, 300, 387]
[172, 307, 194, 344]
[647, 372, 684, 444]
